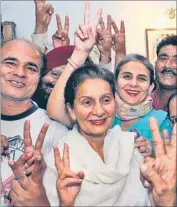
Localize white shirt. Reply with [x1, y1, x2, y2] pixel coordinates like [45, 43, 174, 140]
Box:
[1, 103, 68, 206]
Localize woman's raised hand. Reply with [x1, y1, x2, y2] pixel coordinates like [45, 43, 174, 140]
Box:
[74, 2, 102, 54]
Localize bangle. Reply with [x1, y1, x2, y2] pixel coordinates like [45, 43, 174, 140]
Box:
[67, 58, 79, 69]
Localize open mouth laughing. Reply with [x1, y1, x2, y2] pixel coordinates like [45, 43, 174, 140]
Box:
[125, 89, 140, 97]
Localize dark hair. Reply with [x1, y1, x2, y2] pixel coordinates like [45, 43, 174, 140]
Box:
[167, 92, 177, 116]
[156, 35, 177, 56]
[115, 54, 155, 85]
[1, 23, 3, 39]
[39, 53, 47, 76]
[64, 63, 116, 108]
[1, 38, 47, 76]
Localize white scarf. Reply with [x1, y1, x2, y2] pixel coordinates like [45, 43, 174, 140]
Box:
[43, 125, 150, 206]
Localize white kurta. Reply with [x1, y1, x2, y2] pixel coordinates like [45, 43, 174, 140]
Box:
[43, 125, 150, 206]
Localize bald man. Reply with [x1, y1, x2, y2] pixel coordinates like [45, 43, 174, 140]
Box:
[0, 39, 68, 206]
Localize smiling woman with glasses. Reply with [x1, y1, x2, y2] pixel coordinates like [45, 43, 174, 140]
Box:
[167, 92, 177, 125]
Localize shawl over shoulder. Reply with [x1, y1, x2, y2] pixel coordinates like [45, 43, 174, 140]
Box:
[43, 125, 150, 206]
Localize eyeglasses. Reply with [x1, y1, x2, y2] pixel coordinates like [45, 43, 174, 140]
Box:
[170, 117, 177, 124]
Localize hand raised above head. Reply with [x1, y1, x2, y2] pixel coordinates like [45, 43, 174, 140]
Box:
[34, 0, 54, 33]
[54, 143, 84, 207]
[52, 14, 70, 48]
[74, 2, 102, 54]
[96, 15, 112, 64]
[112, 20, 126, 54]
[140, 117, 176, 207]
[96, 15, 112, 52]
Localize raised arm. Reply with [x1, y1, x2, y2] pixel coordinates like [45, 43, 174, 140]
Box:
[52, 14, 70, 48]
[32, 0, 54, 53]
[47, 2, 102, 128]
[96, 15, 112, 66]
[112, 20, 126, 71]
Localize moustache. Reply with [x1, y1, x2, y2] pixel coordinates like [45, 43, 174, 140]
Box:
[161, 68, 177, 76]
[45, 82, 55, 88]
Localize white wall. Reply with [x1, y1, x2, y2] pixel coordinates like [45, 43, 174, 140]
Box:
[1, 1, 176, 57]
